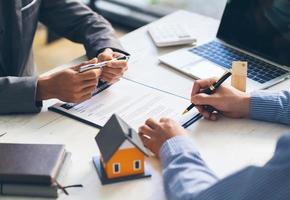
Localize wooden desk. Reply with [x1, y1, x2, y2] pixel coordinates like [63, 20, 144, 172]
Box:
[0, 10, 289, 200]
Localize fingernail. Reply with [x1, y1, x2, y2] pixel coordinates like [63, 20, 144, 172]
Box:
[143, 135, 151, 140]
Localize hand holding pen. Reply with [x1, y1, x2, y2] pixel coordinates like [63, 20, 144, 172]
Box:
[79, 55, 130, 73]
[183, 71, 232, 120]
[189, 72, 251, 120]
[87, 48, 130, 84]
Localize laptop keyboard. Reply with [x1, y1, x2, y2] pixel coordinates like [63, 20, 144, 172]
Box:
[189, 41, 288, 83]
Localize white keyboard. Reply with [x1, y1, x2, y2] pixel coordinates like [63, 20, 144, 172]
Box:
[148, 23, 196, 47]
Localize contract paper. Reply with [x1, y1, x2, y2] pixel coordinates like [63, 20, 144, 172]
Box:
[49, 78, 199, 130]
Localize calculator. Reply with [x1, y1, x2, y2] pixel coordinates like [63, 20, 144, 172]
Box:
[148, 23, 196, 47]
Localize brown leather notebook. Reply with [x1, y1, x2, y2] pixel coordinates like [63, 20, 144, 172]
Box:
[0, 143, 66, 185]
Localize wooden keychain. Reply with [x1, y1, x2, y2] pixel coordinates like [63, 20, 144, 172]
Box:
[231, 61, 248, 92]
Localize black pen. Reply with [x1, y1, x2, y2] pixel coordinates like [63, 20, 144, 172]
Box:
[182, 70, 232, 115]
[182, 113, 203, 128]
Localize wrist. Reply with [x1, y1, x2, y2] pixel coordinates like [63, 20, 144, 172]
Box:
[36, 75, 54, 101]
[240, 93, 251, 118]
[160, 136, 199, 167]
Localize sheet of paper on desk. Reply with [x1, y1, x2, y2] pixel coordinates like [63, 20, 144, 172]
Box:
[49, 78, 199, 130]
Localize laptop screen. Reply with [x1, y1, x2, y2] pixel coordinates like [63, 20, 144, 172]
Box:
[217, 0, 290, 67]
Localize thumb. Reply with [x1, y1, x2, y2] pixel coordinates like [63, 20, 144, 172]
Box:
[191, 93, 216, 106]
[98, 48, 114, 61]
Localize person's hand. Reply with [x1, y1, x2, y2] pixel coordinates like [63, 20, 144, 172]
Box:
[191, 78, 251, 120]
[36, 58, 101, 103]
[98, 48, 128, 84]
[139, 118, 188, 157]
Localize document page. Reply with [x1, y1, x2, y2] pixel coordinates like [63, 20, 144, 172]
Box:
[49, 79, 198, 130]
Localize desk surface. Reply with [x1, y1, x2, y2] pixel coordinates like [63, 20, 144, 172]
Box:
[0, 10, 289, 200]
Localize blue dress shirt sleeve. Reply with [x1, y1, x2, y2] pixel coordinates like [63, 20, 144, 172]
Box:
[160, 136, 219, 200]
[250, 90, 290, 125]
[160, 90, 290, 200]
[160, 134, 290, 200]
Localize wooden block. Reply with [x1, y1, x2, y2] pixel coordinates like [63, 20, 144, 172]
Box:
[231, 61, 248, 92]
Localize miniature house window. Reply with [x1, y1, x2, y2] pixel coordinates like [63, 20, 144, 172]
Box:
[133, 160, 141, 171]
[113, 163, 121, 174]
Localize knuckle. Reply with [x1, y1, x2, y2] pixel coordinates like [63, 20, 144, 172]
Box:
[72, 86, 80, 93]
[72, 76, 81, 83]
[72, 80, 79, 86]
[145, 118, 152, 125]
[195, 94, 202, 101]
[116, 68, 123, 73]
[90, 58, 98, 63]
[195, 80, 202, 85]
[108, 78, 114, 83]
[139, 126, 145, 133]
[138, 127, 143, 133]
[98, 53, 111, 61]
[160, 117, 169, 122]
[148, 118, 154, 122]
[73, 93, 81, 100]
[84, 95, 91, 101]
[71, 97, 78, 103]
[98, 54, 105, 60]
[88, 70, 96, 77]
[92, 79, 98, 85]
[164, 122, 173, 130]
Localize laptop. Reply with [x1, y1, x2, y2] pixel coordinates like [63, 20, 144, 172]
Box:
[159, 0, 290, 91]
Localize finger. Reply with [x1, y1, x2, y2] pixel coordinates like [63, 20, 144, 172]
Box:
[200, 110, 211, 119]
[138, 130, 149, 139]
[98, 49, 114, 61]
[79, 69, 101, 80]
[138, 125, 155, 136]
[100, 74, 118, 84]
[196, 105, 211, 118]
[112, 51, 124, 58]
[101, 71, 124, 81]
[196, 105, 217, 120]
[145, 118, 159, 130]
[81, 79, 97, 89]
[191, 93, 216, 106]
[101, 73, 122, 84]
[195, 105, 203, 113]
[74, 84, 96, 95]
[107, 60, 128, 69]
[110, 78, 121, 85]
[160, 117, 170, 123]
[86, 58, 98, 65]
[102, 67, 124, 76]
[82, 85, 97, 94]
[209, 113, 218, 121]
[139, 134, 152, 149]
[139, 131, 157, 153]
[191, 78, 218, 97]
[77, 93, 93, 103]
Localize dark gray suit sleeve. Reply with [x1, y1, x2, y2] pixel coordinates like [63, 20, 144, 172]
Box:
[39, 0, 127, 59]
[0, 77, 42, 114]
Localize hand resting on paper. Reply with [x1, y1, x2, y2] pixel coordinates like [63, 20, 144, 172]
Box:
[138, 118, 188, 157]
